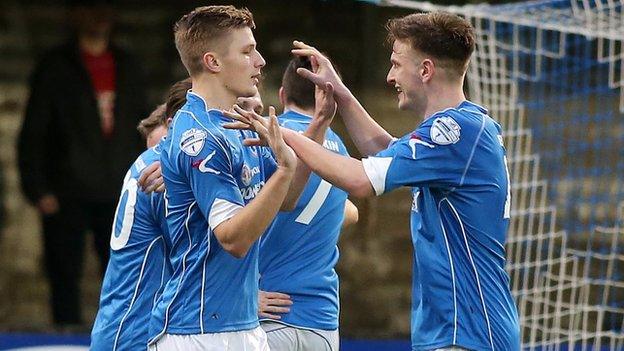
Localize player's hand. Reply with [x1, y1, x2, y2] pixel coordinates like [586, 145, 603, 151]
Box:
[224, 106, 296, 172]
[258, 290, 292, 320]
[291, 41, 347, 100]
[37, 194, 59, 215]
[138, 161, 165, 193]
[260, 107, 297, 173]
[314, 81, 337, 124]
[222, 105, 261, 138]
[236, 95, 264, 115]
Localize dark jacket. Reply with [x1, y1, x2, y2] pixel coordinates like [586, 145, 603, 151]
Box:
[18, 41, 147, 203]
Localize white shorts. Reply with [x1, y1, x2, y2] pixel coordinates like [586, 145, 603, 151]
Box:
[261, 320, 339, 351]
[148, 326, 269, 351]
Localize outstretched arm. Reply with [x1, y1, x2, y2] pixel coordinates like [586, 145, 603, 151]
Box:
[224, 111, 374, 199]
[213, 114, 297, 258]
[282, 128, 374, 199]
[292, 41, 393, 156]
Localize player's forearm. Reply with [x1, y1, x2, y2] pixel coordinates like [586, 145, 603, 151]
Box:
[215, 168, 294, 258]
[336, 91, 393, 156]
[280, 159, 310, 211]
[283, 129, 374, 199]
[279, 117, 332, 211]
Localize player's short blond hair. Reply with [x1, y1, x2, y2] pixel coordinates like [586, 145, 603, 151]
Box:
[174, 5, 255, 76]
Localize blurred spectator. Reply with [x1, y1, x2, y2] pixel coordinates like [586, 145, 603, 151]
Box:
[17, 0, 147, 328]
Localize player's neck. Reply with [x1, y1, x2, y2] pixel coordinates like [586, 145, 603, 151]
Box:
[284, 104, 314, 118]
[423, 83, 466, 120]
[191, 76, 237, 112]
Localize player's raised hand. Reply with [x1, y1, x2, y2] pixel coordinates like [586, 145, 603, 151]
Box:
[258, 290, 293, 320]
[265, 107, 297, 172]
[223, 106, 296, 171]
[291, 41, 346, 99]
[222, 104, 268, 146]
[314, 81, 337, 123]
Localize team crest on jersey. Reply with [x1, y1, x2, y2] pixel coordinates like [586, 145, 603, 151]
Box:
[430, 116, 461, 145]
[180, 128, 207, 156]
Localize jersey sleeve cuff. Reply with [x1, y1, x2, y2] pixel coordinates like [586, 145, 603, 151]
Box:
[209, 198, 243, 231]
[387, 137, 399, 148]
[362, 157, 392, 196]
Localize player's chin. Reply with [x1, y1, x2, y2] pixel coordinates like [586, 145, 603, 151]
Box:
[244, 85, 258, 97]
[397, 98, 409, 111]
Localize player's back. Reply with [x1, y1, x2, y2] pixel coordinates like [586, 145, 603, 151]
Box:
[91, 144, 170, 351]
[150, 92, 275, 342]
[259, 110, 349, 331]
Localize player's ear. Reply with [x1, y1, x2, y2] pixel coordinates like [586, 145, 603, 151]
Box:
[202, 52, 221, 73]
[421, 59, 434, 83]
[278, 87, 287, 108]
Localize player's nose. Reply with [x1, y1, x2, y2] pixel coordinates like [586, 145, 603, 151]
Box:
[256, 50, 266, 68]
[386, 69, 395, 85]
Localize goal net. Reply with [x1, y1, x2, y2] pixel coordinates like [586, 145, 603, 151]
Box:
[371, 0, 624, 349]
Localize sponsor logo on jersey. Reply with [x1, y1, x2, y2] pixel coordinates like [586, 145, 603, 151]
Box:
[241, 164, 260, 186]
[241, 181, 265, 200]
[430, 116, 461, 145]
[180, 128, 207, 156]
[322, 139, 340, 152]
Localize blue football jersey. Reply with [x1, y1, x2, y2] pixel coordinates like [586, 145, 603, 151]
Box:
[91, 143, 171, 351]
[362, 101, 520, 351]
[259, 110, 349, 330]
[149, 92, 277, 343]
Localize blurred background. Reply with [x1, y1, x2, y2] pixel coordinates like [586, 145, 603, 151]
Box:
[0, 0, 623, 350]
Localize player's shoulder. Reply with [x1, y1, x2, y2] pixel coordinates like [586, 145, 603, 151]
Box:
[416, 101, 491, 146]
[128, 147, 160, 179]
[168, 109, 230, 159]
[278, 110, 311, 132]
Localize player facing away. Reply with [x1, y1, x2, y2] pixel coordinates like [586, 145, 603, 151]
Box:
[90, 103, 172, 350]
[226, 12, 520, 351]
[149, 6, 334, 351]
[258, 56, 358, 351]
